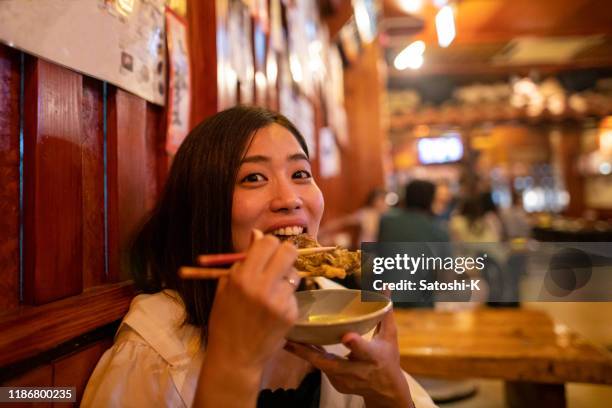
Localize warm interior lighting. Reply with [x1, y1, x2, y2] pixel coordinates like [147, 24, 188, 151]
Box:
[599, 117, 612, 155]
[115, 0, 135, 16]
[353, 0, 375, 43]
[396, 0, 423, 14]
[394, 40, 425, 70]
[255, 71, 267, 91]
[435, 5, 455, 48]
[600, 130, 612, 155]
[308, 41, 325, 75]
[289, 53, 303, 83]
[266, 54, 277, 85]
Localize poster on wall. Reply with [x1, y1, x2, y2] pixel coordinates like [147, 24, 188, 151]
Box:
[165, 8, 191, 155]
[216, 0, 238, 110]
[0, 0, 167, 105]
[228, 0, 254, 104]
[319, 127, 341, 178]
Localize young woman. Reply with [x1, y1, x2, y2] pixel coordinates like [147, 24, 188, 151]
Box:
[82, 106, 436, 408]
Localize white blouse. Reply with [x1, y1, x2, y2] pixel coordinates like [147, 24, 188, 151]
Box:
[82, 278, 437, 408]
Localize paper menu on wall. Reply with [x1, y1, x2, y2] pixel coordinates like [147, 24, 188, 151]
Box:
[0, 0, 167, 105]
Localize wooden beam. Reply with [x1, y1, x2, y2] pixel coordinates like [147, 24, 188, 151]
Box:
[388, 58, 612, 78]
[322, 0, 353, 39]
[0, 282, 133, 368]
[187, 0, 219, 125]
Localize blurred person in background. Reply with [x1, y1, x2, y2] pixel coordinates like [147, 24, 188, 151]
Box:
[450, 194, 518, 307]
[449, 194, 502, 243]
[378, 180, 450, 243]
[379, 180, 475, 403]
[499, 190, 531, 240]
[432, 179, 458, 224]
[378, 180, 450, 307]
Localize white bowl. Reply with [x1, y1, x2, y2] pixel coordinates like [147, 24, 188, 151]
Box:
[287, 289, 392, 345]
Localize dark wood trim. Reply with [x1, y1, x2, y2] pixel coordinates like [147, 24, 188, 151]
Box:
[0, 44, 21, 310]
[0, 281, 134, 368]
[0, 322, 117, 384]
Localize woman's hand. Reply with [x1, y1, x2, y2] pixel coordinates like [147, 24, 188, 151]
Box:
[195, 230, 300, 407]
[285, 310, 415, 408]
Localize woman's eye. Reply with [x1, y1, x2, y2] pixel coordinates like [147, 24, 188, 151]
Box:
[293, 170, 312, 179]
[241, 173, 266, 183]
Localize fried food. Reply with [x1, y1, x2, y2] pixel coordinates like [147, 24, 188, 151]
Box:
[284, 234, 360, 279]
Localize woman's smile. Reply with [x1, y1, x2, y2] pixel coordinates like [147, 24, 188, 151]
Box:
[231, 124, 324, 251]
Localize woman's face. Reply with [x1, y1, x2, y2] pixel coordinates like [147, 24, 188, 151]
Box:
[231, 124, 324, 251]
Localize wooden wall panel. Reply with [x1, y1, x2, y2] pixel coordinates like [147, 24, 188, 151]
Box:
[0, 44, 21, 311]
[107, 88, 150, 282]
[145, 102, 166, 209]
[81, 78, 105, 289]
[53, 339, 113, 407]
[188, 0, 219, 125]
[0, 282, 132, 368]
[23, 58, 83, 305]
[342, 42, 386, 211]
[2, 364, 53, 408]
[317, 42, 386, 229]
[311, 96, 351, 223]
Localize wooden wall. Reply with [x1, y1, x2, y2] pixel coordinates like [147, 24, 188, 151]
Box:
[0, 1, 388, 399]
[0, 44, 167, 402]
[316, 41, 387, 226]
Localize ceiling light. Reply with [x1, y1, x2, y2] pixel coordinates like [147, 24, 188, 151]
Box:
[435, 5, 455, 48]
[115, 0, 135, 16]
[397, 0, 423, 14]
[394, 40, 425, 70]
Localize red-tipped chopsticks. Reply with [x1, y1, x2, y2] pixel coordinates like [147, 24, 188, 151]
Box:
[197, 246, 336, 267]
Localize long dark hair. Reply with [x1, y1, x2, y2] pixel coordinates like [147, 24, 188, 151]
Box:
[130, 106, 309, 339]
[458, 196, 485, 234]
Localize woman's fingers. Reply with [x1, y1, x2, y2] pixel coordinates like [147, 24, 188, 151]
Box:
[341, 333, 378, 361]
[285, 342, 369, 374]
[285, 342, 346, 371]
[250, 228, 264, 244]
[260, 241, 298, 287]
[376, 310, 398, 341]
[236, 233, 281, 279]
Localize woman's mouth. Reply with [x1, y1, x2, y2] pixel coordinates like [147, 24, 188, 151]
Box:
[268, 225, 307, 239]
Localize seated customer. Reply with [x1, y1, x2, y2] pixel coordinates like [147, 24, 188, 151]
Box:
[81, 106, 436, 407]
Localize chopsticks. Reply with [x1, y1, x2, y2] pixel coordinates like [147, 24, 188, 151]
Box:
[179, 246, 336, 280]
[197, 246, 336, 266]
[179, 267, 312, 279]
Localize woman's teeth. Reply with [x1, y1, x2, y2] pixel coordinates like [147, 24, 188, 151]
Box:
[270, 226, 304, 236]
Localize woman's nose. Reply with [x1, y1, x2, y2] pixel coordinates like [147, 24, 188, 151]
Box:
[270, 181, 303, 212]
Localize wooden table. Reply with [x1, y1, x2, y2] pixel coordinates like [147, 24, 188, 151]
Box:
[394, 308, 612, 407]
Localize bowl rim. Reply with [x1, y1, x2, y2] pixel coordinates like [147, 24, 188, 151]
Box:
[293, 289, 392, 327]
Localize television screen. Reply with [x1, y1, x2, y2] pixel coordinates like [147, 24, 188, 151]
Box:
[417, 135, 463, 164]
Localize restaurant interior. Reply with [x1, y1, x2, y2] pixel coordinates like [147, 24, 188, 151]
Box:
[0, 0, 611, 407]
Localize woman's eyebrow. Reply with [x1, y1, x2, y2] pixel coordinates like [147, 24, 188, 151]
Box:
[240, 155, 269, 164]
[288, 153, 309, 162]
[241, 153, 309, 164]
